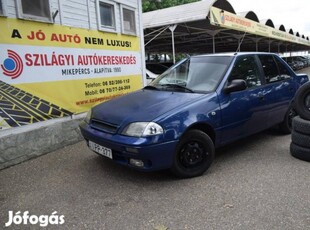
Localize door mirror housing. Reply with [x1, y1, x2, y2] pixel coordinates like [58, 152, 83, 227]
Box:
[224, 79, 247, 94]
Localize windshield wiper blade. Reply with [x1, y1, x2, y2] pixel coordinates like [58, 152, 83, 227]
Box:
[144, 85, 159, 90]
[161, 84, 194, 93]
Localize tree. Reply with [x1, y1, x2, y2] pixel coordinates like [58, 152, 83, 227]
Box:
[142, 0, 200, 12]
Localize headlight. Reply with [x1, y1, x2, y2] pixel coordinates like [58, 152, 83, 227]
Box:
[84, 109, 92, 124]
[122, 122, 163, 137]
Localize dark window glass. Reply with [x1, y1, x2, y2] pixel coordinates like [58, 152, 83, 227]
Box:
[100, 2, 115, 28]
[21, 0, 51, 18]
[275, 58, 292, 80]
[229, 55, 261, 88]
[146, 64, 168, 74]
[258, 55, 281, 83]
[123, 8, 136, 34]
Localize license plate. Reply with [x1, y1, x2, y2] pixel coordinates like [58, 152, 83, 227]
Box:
[89, 141, 112, 159]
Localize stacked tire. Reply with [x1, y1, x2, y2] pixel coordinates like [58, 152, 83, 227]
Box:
[291, 82, 310, 162]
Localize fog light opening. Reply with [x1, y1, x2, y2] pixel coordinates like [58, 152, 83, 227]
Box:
[129, 159, 144, 168]
[126, 147, 139, 154]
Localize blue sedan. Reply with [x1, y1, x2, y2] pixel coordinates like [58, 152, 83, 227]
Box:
[79, 52, 308, 178]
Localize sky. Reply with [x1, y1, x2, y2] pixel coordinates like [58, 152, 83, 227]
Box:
[227, 0, 310, 38]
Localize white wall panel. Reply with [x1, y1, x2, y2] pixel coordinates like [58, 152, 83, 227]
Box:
[3, 0, 141, 37]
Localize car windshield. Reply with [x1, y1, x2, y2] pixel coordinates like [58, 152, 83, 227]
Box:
[150, 56, 233, 93]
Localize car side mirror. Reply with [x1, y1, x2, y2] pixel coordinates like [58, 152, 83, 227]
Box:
[224, 79, 247, 94]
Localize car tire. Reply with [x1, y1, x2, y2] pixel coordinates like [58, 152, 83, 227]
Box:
[291, 130, 310, 148]
[292, 116, 310, 135]
[279, 105, 297, 134]
[290, 142, 310, 162]
[294, 82, 310, 121]
[171, 130, 215, 178]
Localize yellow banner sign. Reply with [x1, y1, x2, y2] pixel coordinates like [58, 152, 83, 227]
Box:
[209, 6, 310, 46]
[0, 18, 143, 129]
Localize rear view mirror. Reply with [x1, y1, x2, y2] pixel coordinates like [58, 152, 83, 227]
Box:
[224, 79, 247, 94]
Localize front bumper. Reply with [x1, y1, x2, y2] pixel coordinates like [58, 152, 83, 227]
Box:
[79, 121, 178, 171]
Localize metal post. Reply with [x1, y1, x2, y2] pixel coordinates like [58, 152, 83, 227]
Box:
[169, 25, 177, 64]
[213, 35, 215, 53]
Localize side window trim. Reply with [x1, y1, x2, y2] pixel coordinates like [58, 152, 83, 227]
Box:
[254, 54, 267, 85]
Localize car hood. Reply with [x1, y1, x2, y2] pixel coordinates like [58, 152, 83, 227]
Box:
[91, 89, 205, 126]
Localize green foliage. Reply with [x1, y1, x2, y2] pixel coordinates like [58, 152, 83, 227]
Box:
[142, 0, 200, 12]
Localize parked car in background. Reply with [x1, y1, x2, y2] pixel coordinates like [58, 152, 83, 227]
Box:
[80, 52, 308, 178]
[145, 63, 169, 84]
[295, 56, 309, 67]
[146, 63, 169, 75]
[146, 69, 158, 84]
[283, 56, 305, 70]
[304, 55, 310, 63]
[297, 56, 310, 67]
[283, 58, 299, 71]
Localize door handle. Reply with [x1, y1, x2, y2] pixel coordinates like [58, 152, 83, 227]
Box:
[257, 92, 264, 100]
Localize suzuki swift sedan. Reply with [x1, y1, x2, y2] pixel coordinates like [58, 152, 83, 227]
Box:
[80, 53, 308, 178]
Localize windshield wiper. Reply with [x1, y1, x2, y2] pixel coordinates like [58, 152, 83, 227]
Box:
[161, 84, 194, 93]
[143, 85, 159, 90]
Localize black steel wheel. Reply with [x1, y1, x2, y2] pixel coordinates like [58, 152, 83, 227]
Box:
[171, 130, 214, 178]
[294, 82, 310, 121]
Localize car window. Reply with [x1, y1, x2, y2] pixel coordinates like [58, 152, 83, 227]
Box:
[228, 55, 261, 88]
[152, 56, 233, 92]
[274, 57, 292, 80]
[258, 55, 282, 83]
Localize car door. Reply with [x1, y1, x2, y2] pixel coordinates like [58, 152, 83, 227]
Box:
[217, 54, 269, 145]
[257, 54, 295, 126]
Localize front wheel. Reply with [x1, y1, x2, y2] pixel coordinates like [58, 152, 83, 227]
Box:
[171, 130, 215, 178]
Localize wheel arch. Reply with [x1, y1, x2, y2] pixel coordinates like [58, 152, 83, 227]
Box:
[183, 122, 216, 145]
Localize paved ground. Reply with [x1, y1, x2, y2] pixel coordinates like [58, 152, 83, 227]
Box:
[0, 131, 309, 230]
[0, 68, 310, 230]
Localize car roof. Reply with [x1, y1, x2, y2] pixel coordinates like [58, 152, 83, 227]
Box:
[192, 52, 278, 58]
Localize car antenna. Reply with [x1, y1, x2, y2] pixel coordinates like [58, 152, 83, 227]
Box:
[235, 32, 247, 53]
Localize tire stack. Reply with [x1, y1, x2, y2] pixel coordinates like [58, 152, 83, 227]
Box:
[290, 82, 310, 162]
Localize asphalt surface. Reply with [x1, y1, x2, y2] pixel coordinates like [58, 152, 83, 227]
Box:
[1, 68, 310, 230]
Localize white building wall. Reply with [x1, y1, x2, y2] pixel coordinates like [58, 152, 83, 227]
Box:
[6, 0, 17, 17]
[2, 0, 141, 37]
[60, 0, 90, 29]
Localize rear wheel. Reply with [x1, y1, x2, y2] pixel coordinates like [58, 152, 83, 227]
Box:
[279, 105, 297, 134]
[171, 130, 214, 178]
[294, 82, 310, 120]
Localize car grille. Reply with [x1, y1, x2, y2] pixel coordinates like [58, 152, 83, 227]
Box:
[90, 119, 119, 134]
